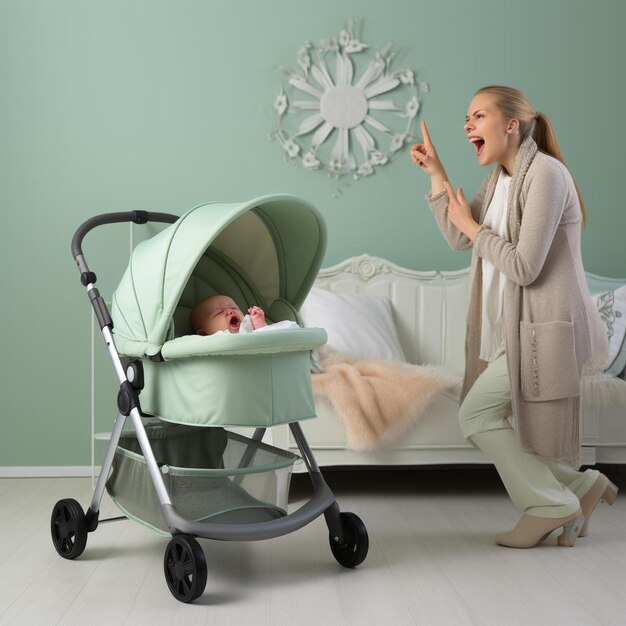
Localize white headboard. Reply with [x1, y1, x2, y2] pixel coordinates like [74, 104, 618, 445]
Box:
[586, 272, 626, 295]
[314, 255, 626, 377]
[314, 255, 470, 375]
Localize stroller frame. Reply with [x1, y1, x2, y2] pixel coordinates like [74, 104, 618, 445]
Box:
[51, 210, 368, 603]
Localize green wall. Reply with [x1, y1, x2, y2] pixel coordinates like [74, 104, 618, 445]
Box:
[1, 0, 624, 467]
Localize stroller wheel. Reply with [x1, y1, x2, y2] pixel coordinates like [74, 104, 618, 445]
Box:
[163, 535, 207, 603]
[50, 499, 88, 560]
[329, 512, 369, 568]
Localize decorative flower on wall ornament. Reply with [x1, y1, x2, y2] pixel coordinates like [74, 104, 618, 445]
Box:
[272, 19, 429, 194]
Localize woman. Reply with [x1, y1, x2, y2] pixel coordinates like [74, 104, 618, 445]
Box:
[411, 85, 617, 548]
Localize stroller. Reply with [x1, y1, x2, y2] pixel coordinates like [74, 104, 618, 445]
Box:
[50, 195, 368, 603]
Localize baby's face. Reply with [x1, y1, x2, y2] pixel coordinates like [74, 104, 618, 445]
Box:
[198, 296, 244, 335]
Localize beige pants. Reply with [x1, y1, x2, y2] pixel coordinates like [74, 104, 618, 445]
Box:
[459, 351, 598, 518]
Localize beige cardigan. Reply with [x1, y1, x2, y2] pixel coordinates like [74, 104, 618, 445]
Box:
[428, 135, 608, 467]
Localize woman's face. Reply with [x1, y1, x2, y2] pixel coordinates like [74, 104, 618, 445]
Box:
[464, 93, 518, 170]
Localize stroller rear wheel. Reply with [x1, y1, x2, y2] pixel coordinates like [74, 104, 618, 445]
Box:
[50, 499, 88, 560]
[329, 512, 369, 568]
[163, 535, 207, 603]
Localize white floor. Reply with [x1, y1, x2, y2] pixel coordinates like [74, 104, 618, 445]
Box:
[1, 468, 625, 626]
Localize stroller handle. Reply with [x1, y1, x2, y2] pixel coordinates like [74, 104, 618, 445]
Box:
[71, 211, 178, 260]
[71, 211, 178, 331]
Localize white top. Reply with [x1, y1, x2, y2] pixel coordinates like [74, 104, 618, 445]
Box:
[480, 170, 511, 362]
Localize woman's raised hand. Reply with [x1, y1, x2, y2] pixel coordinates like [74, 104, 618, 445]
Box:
[411, 120, 479, 241]
[410, 121, 445, 178]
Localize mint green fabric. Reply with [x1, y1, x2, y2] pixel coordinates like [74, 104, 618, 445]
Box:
[110, 195, 326, 354]
[140, 350, 318, 427]
[109, 195, 327, 427]
[160, 327, 325, 360]
[115, 327, 326, 359]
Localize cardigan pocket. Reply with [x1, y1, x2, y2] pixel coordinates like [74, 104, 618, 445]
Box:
[520, 321, 580, 401]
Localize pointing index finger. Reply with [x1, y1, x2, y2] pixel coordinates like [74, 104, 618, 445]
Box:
[420, 120, 433, 148]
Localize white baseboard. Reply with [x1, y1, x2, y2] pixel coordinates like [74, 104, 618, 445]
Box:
[0, 466, 100, 478]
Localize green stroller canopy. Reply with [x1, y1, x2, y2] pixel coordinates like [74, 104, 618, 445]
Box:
[111, 195, 327, 357]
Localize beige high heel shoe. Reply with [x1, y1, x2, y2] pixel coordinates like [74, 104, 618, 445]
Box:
[578, 473, 618, 537]
[494, 509, 585, 548]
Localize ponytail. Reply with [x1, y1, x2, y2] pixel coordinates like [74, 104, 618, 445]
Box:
[534, 112, 587, 225]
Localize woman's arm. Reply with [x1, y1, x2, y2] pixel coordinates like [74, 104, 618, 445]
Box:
[428, 176, 489, 251]
[412, 120, 488, 251]
[473, 160, 570, 286]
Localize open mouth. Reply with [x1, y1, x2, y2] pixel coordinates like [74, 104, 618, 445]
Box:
[470, 137, 485, 156]
[228, 314, 241, 331]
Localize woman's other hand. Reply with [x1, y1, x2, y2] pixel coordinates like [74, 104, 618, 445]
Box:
[443, 181, 479, 241]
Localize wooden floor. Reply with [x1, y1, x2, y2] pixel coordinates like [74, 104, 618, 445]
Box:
[1, 466, 625, 626]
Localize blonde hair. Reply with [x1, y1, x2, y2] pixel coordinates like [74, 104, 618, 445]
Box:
[475, 85, 587, 225]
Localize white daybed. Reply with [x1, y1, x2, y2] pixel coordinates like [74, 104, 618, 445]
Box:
[272, 255, 626, 468]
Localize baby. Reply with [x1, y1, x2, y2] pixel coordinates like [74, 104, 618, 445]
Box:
[189, 295, 265, 335]
[189, 295, 297, 335]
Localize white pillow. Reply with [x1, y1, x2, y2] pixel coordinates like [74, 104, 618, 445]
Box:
[300, 287, 407, 362]
[592, 284, 626, 375]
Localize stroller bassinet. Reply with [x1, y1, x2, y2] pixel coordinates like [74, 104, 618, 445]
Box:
[110, 195, 327, 426]
[51, 195, 369, 604]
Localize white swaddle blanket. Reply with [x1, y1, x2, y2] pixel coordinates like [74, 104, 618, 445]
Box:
[214, 315, 299, 335]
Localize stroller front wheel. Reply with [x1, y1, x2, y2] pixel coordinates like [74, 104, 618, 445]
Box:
[329, 512, 369, 568]
[50, 498, 88, 560]
[163, 535, 207, 603]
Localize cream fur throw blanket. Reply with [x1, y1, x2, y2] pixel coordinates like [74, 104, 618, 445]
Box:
[312, 346, 462, 450]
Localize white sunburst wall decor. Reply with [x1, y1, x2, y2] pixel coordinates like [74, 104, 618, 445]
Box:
[272, 19, 429, 194]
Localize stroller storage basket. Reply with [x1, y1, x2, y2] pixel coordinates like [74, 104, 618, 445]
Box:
[106, 420, 299, 535]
